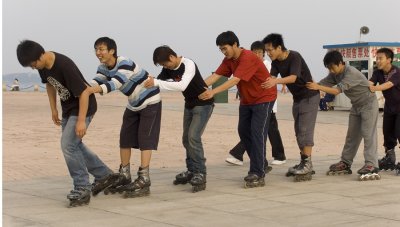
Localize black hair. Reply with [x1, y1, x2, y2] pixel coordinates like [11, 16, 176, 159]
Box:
[250, 41, 265, 52]
[323, 50, 344, 68]
[94, 37, 117, 58]
[216, 31, 240, 47]
[377, 48, 394, 63]
[153, 45, 177, 65]
[16, 40, 45, 67]
[262, 33, 287, 51]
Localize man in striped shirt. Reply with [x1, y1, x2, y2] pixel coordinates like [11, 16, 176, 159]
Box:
[89, 37, 162, 198]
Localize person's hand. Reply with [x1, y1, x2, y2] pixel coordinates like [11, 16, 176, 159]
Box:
[280, 85, 287, 93]
[75, 120, 87, 138]
[144, 76, 155, 88]
[306, 82, 319, 90]
[198, 88, 214, 100]
[51, 110, 61, 126]
[369, 85, 376, 92]
[261, 77, 277, 89]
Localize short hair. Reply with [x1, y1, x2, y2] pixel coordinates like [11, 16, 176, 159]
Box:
[262, 33, 287, 51]
[250, 41, 265, 52]
[94, 37, 117, 58]
[16, 40, 45, 67]
[323, 50, 344, 68]
[216, 31, 240, 47]
[153, 45, 177, 65]
[377, 48, 394, 63]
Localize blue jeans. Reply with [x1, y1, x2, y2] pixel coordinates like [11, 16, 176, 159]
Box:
[182, 104, 214, 174]
[61, 115, 112, 189]
[239, 101, 275, 177]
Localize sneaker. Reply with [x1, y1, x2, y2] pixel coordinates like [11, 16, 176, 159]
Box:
[225, 155, 243, 166]
[271, 159, 286, 165]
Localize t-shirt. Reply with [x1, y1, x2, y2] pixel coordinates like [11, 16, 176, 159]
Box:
[156, 57, 214, 108]
[39, 52, 97, 118]
[215, 49, 276, 105]
[370, 65, 400, 113]
[319, 65, 376, 107]
[270, 50, 319, 101]
[92, 56, 161, 111]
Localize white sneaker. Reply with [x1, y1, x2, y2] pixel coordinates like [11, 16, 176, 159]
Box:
[225, 155, 244, 166]
[271, 159, 286, 165]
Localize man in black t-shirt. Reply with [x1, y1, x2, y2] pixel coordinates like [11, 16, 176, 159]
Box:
[369, 48, 400, 173]
[262, 33, 320, 182]
[16, 40, 115, 207]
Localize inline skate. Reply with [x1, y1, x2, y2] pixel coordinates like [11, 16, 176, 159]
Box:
[358, 164, 381, 181]
[104, 164, 132, 195]
[326, 161, 352, 176]
[378, 149, 396, 171]
[244, 173, 265, 188]
[292, 157, 313, 182]
[173, 171, 193, 185]
[67, 187, 91, 207]
[91, 173, 119, 196]
[124, 166, 151, 198]
[190, 173, 206, 193]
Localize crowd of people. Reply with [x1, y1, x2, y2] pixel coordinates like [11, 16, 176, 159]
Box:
[16, 31, 400, 207]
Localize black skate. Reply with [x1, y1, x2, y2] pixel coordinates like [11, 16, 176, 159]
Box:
[358, 164, 381, 181]
[173, 171, 193, 185]
[104, 164, 131, 195]
[67, 188, 90, 207]
[124, 166, 151, 198]
[244, 174, 265, 188]
[291, 158, 313, 182]
[286, 163, 315, 177]
[396, 163, 400, 175]
[378, 149, 396, 171]
[190, 173, 206, 193]
[92, 173, 120, 196]
[326, 161, 352, 176]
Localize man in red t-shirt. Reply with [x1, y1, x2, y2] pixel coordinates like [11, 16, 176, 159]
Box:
[199, 31, 277, 188]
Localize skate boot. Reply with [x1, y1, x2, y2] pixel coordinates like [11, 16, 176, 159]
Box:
[244, 173, 265, 188]
[395, 162, 400, 176]
[326, 161, 352, 176]
[378, 148, 396, 171]
[292, 156, 313, 182]
[91, 173, 120, 196]
[190, 173, 206, 193]
[104, 164, 132, 195]
[67, 187, 91, 207]
[173, 171, 193, 185]
[357, 164, 381, 181]
[265, 165, 273, 174]
[124, 166, 151, 198]
[286, 156, 316, 177]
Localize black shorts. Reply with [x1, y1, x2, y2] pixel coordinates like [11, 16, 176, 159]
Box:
[120, 102, 162, 150]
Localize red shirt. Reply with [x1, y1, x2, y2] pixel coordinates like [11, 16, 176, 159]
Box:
[215, 49, 277, 105]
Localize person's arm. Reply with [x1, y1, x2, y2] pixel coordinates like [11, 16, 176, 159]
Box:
[306, 82, 341, 95]
[75, 86, 92, 138]
[151, 59, 197, 91]
[204, 73, 223, 86]
[370, 81, 394, 92]
[198, 76, 240, 100]
[46, 83, 61, 126]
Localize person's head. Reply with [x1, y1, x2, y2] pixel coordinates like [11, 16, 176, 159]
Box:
[16, 40, 46, 70]
[216, 31, 241, 59]
[323, 50, 345, 75]
[94, 37, 117, 66]
[153, 45, 179, 69]
[376, 48, 394, 71]
[250, 41, 265, 61]
[262, 33, 287, 61]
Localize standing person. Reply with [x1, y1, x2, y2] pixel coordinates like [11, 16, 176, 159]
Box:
[90, 37, 162, 198]
[262, 33, 319, 181]
[225, 41, 286, 167]
[307, 50, 380, 181]
[144, 45, 214, 192]
[16, 40, 116, 207]
[369, 48, 400, 173]
[199, 31, 277, 188]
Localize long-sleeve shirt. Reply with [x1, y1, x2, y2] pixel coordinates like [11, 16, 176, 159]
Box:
[92, 56, 161, 111]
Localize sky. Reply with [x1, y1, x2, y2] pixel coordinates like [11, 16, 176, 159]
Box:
[3, 0, 400, 82]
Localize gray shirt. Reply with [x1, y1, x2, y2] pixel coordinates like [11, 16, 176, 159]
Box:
[319, 65, 376, 106]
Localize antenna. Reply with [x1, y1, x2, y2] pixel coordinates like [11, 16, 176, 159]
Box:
[359, 26, 369, 42]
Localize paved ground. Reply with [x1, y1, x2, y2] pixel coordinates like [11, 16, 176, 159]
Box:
[3, 92, 400, 227]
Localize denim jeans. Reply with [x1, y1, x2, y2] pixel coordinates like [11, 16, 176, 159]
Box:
[182, 104, 214, 174]
[239, 101, 274, 177]
[61, 115, 112, 189]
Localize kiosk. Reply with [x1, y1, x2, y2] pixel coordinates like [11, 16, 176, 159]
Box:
[322, 42, 400, 108]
